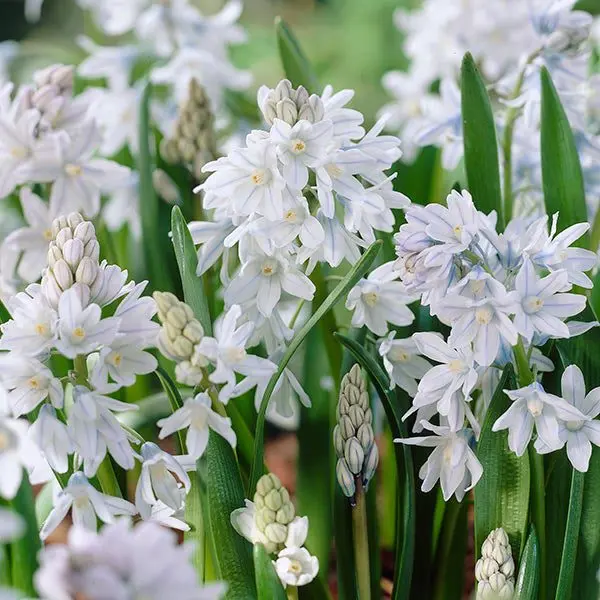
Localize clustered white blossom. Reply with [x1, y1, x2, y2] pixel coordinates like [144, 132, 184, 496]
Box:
[35, 520, 226, 600]
[389, 189, 598, 500]
[381, 0, 600, 222]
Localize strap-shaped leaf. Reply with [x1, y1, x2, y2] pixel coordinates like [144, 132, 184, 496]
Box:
[540, 67, 588, 244]
[461, 53, 504, 228]
[334, 332, 415, 600]
[249, 241, 382, 491]
[275, 16, 319, 92]
[253, 544, 286, 600]
[515, 526, 540, 600]
[474, 364, 530, 562]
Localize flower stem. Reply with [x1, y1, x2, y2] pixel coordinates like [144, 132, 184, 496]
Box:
[286, 586, 299, 600]
[352, 479, 371, 600]
[96, 458, 123, 498]
[512, 337, 534, 386]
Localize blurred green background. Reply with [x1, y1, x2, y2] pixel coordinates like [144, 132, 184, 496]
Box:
[0, 0, 417, 117]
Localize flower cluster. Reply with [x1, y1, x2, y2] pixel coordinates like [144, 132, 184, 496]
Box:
[389, 190, 598, 499]
[231, 473, 319, 589]
[475, 527, 515, 600]
[35, 520, 226, 600]
[381, 0, 600, 221]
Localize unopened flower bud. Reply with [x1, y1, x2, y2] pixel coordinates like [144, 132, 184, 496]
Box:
[362, 444, 379, 485]
[339, 415, 355, 440]
[183, 321, 204, 344]
[42, 271, 62, 306]
[294, 85, 309, 106]
[475, 528, 515, 600]
[61, 238, 84, 270]
[276, 97, 298, 125]
[333, 425, 344, 457]
[336, 458, 356, 498]
[153, 291, 178, 316]
[47, 245, 62, 269]
[262, 101, 277, 125]
[55, 228, 73, 250]
[348, 405, 365, 429]
[344, 438, 364, 475]
[83, 239, 100, 262]
[53, 259, 73, 290]
[166, 306, 189, 329]
[356, 423, 374, 451]
[67, 212, 84, 229]
[75, 256, 98, 286]
[71, 282, 90, 308]
[274, 79, 293, 102]
[74, 221, 95, 244]
[153, 169, 180, 205]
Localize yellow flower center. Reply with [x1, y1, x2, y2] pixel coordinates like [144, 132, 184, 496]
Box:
[250, 168, 268, 185]
[363, 292, 379, 307]
[10, 146, 28, 159]
[261, 261, 277, 276]
[35, 323, 48, 336]
[389, 348, 410, 362]
[524, 295, 544, 314]
[73, 327, 86, 339]
[288, 560, 303, 574]
[284, 210, 297, 223]
[326, 163, 344, 178]
[224, 347, 246, 363]
[527, 397, 544, 418]
[453, 224, 463, 238]
[28, 377, 41, 389]
[0, 430, 11, 452]
[291, 139, 306, 154]
[475, 307, 493, 325]
[65, 163, 82, 177]
[448, 359, 464, 373]
[110, 352, 122, 367]
[565, 420, 585, 432]
[42, 229, 53, 241]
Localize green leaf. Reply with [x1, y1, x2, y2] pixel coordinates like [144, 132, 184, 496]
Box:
[555, 469, 585, 600]
[9, 474, 41, 596]
[515, 526, 541, 600]
[253, 544, 286, 600]
[540, 67, 588, 242]
[461, 52, 504, 228]
[474, 364, 530, 562]
[155, 366, 185, 451]
[250, 241, 382, 492]
[334, 333, 415, 600]
[275, 16, 319, 92]
[171, 206, 212, 335]
[138, 82, 174, 292]
[206, 434, 256, 599]
[575, 0, 600, 15]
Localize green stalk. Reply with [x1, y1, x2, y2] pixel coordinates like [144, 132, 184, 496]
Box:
[286, 586, 299, 600]
[352, 479, 371, 600]
[96, 458, 122, 498]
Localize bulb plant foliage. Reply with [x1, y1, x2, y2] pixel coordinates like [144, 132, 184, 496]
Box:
[0, 1, 598, 600]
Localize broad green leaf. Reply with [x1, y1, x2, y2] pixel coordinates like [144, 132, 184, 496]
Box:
[555, 469, 585, 600]
[249, 241, 382, 491]
[334, 333, 415, 600]
[540, 67, 588, 242]
[138, 82, 173, 292]
[9, 474, 40, 596]
[275, 16, 319, 92]
[474, 365, 530, 562]
[515, 526, 540, 600]
[206, 433, 256, 599]
[297, 326, 334, 570]
[461, 52, 504, 228]
[171, 206, 212, 335]
[431, 499, 468, 600]
[575, 0, 600, 14]
[253, 544, 286, 600]
[225, 91, 261, 123]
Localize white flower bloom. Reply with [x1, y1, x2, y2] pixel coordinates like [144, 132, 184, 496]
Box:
[537, 365, 600, 472]
[157, 392, 236, 460]
[200, 139, 285, 220]
[346, 261, 415, 336]
[225, 250, 315, 317]
[512, 259, 586, 342]
[29, 405, 72, 473]
[36, 520, 227, 600]
[55, 289, 120, 358]
[102, 172, 141, 236]
[189, 218, 236, 277]
[396, 421, 483, 501]
[31, 121, 131, 217]
[1, 356, 63, 417]
[270, 119, 334, 190]
[3, 188, 55, 283]
[379, 332, 432, 396]
[321, 84, 365, 142]
[40, 471, 136, 540]
[274, 547, 319, 588]
[492, 382, 586, 457]
[0, 416, 37, 499]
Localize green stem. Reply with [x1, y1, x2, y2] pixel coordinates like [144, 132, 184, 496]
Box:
[590, 203, 600, 253]
[529, 448, 546, 600]
[73, 355, 89, 386]
[464, 250, 494, 275]
[96, 458, 122, 498]
[352, 479, 371, 600]
[286, 586, 299, 600]
[513, 337, 535, 386]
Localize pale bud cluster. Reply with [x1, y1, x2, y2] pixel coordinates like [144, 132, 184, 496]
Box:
[475, 528, 515, 600]
[29, 64, 75, 127]
[333, 364, 378, 500]
[259, 78, 324, 126]
[160, 79, 217, 178]
[41, 212, 100, 308]
[153, 291, 208, 385]
[253, 473, 296, 554]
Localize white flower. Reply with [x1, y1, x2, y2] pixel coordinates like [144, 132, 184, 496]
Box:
[200, 139, 285, 220]
[136, 442, 191, 512]
[379, 332, 432, 396]
[270, 119, 334, 189]
[31, 121, 131, 217]
[225, 251, 315, 317]
[197, 305, 278, 401]
[346, 261, 415, 336]
[512, 259, 586, 342]
[157, 392, 236, 460]
[1, 356, 63, 417]
[55, 289, 120, 358]
[3, 188, 56, 283]
[41, 470, 136, 539]
[274, 547, 319, 588]
[396, 422, 483, 501]
[0, 416, 37, 499]
[537, 365, 600, 472]
[102, 172, 141, 236]
[321, 84, 365, 142]
[29, 405, 72, 473]
[492, 382, 586, 456]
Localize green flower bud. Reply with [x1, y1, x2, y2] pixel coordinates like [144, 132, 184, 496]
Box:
[348, 405, 365, 429]
[344, 438, 365, 475]
[356, 423, 374, 452]
[333, 425, 344, 457]
[336, 458, 356, 498]
[339, 415, 355, 440]
[362, 443, 379, 485]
